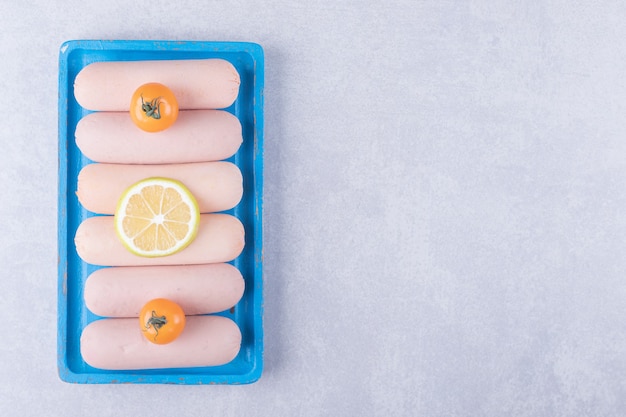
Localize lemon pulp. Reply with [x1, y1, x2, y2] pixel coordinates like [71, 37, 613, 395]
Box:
[114, 177, 200, 257]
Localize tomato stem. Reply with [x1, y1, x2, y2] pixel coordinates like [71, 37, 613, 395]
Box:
[144, 310, 167, 341]
[140, 95, 162, 120]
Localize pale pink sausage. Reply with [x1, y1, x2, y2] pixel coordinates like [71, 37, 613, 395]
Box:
[77, 162, 243, 215]
[75, 110, 242, 164]
[74, 214, 245, 267]
[74, 59, 240, 111]
[84, 264, 244, 317]
[81, 315, 241, 370]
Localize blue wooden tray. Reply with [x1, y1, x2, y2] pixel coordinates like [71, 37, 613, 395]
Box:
[57, 40, 264, 384]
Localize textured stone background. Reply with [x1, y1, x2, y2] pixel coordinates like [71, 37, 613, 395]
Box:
[1, 1, 626, 416]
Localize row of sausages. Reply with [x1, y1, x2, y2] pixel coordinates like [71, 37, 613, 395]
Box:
[75, 59, 248, 370]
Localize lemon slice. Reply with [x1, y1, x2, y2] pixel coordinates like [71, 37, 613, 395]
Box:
[114, 177, 200, 257]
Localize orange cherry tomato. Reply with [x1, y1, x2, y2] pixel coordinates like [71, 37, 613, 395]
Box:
[130, 82, 179, 132]
[139, 298, 186, 344]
